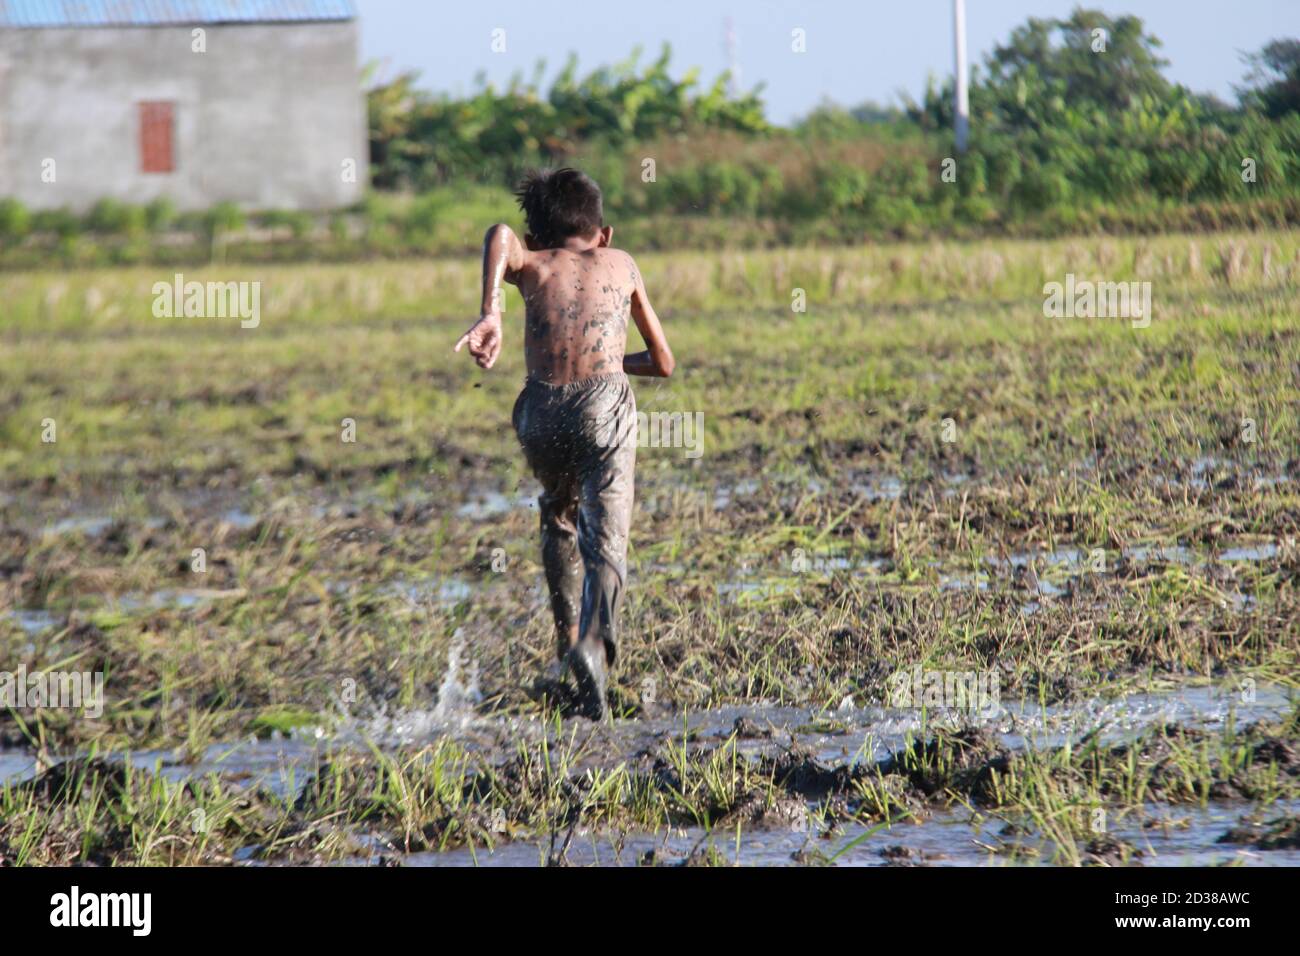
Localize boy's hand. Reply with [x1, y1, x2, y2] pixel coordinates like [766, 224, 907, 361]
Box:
[454, 311, 503, 369]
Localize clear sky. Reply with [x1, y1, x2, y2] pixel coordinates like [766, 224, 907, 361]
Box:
[355, 0, 1299, 125]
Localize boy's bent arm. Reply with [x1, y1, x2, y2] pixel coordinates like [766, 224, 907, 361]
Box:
[455, 224, 529, 370]
[479, 223, 528, 315]
[623, 259, 675, 378]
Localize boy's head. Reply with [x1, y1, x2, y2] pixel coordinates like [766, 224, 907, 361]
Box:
[514, 167, 611, 250]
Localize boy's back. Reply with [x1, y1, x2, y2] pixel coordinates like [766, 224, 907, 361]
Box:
[517, 247, 637, 385]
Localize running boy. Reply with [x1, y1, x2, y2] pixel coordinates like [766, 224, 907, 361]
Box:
[454, 168, 674, 719]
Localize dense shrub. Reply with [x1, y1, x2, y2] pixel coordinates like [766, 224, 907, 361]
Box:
[0, 198, 30, 240]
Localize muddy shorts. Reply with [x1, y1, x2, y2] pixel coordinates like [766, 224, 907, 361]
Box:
[512, 371, 636, 665]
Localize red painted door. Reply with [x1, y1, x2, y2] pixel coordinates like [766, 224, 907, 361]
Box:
[139, 101, 175, 173]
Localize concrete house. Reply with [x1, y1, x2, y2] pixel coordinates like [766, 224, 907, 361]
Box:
[0, 0, 367, 212]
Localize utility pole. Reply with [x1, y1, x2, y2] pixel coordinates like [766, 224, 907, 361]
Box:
[724, 16, 740, 97]
[954, 0, 970, 152]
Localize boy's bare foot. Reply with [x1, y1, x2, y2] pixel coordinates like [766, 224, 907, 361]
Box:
[565, 640, 608, 721]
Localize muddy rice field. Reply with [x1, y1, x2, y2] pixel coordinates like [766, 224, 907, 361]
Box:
[1, 232, 1298, 865]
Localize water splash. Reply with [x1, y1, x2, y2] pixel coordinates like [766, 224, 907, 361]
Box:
[434, 629, 482, 722]
[333, 630, 487, 748]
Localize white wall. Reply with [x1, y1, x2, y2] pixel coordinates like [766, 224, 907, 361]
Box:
[0, 21, 367, 212]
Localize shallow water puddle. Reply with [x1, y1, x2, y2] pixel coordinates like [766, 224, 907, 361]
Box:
[1152, 456, 1295, 493]
[455, 490, 537, 520]
[6, 682, 1285, 791]
[710, 535, 1287, 605]
[40, 515, 117, 537]
[323, 575, 485, 612]
[3, 608, 62, 635]
[1, 587, 249, 636]
[712, 478, 762, 510]
[326, 681, 1288, 796]
[305, 681, 1299, 781]
[219, 507, 259, 530]
[644, 471, 908, 514]
[588, 682, 1296, 769]
[112, 588, 247, 612]
[1, 681, 1293, 864]
[0, 751, 37, 785]
[3, 576, 479, 636]
[394, 798, 1300, 867]
[1103, 801, 1300, 867]
[1219, 543, 1279, 562]
[0, 737, 324, 795]
[129, 738, 322, 798]
[849, 476, 903, 502]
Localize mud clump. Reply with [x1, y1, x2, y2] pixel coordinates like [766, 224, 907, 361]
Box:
[296, 748, 512, 852]
[1218, 814, 1300, 851]
[879, 844, 946, 866]
[1082, 834, 1144, 866]
[0, 758, 161, 865]
[1099, 722, 1300, 802]
[880, 727, 1012, 804]
[18, 756, 131, 806]
[1252, 738, 1299, 770]
[5, 756, 295, 866]
[718, 791, 808, 831]
[758, 745, 865, 799]
[732, 716, 773, 739]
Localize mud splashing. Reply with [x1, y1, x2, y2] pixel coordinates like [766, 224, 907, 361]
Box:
[434, 630, 482, 722]
[335, 630, 488, 747]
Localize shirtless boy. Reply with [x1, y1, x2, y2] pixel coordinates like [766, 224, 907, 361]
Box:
[454, 168, 675, 719]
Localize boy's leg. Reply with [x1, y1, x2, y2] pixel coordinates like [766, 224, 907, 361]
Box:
[565, 439, 632, 722]
[514, 383, 583, 662]
[575, 441, 635, 667]
[561, 374, 637, 717]
[537, 478, 582, 662]
[574, 376, 637, 667]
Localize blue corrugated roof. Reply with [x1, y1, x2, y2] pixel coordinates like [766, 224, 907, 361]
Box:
[0, 0, 356, 27]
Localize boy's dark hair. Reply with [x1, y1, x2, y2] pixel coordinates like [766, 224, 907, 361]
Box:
[514, 168, 603, 247]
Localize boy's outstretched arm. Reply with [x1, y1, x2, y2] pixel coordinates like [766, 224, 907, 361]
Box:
[623, 261, 675, 377]
[454, 224, 528, 370]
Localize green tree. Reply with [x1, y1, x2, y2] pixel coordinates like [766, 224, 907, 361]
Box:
[1238, 39, 1300, 118]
